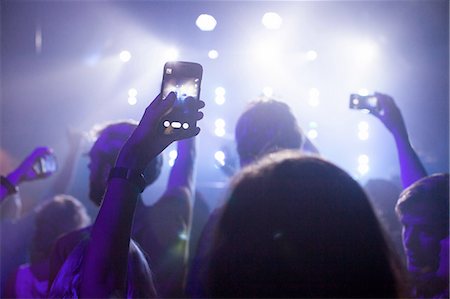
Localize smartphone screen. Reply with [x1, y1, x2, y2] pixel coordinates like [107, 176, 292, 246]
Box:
[161, 61, 203, 134]
[349, 94, 380, 115]
[33, 154, 57, 177]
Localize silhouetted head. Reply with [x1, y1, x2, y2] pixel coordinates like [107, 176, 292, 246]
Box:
[208, 151, 404, 298]
[235, 99, 303, 167]
[31, 194, 91, 263]
[396, 173, 449, 275]
[88, 121, 163, 206]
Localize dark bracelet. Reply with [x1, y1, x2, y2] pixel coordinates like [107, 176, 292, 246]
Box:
[108, 167, 147, 193]
[0, 175, 18, 195]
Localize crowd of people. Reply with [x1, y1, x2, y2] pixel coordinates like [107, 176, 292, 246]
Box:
[1, 88, 448, 298]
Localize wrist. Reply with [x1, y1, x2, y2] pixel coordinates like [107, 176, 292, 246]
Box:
[1, 175, 19, 195]
[108, 167, 147, 193]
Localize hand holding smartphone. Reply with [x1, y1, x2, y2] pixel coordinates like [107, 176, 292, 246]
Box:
[32, 153, 57, 178]
[349, 94, 382, 116]
[160, 61, 203, 135]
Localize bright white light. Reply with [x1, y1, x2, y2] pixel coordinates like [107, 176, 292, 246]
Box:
[214, 151, 226, 166]
[208, 50, 219, 59]
[215, 87, 226, 96]
[215, 118, 225, 128]
[164, 48, 179, 61]
[178, 232, 188, 240]
[358, 121, 369, 131]
[307, 129, 318, 139]
[358, 88, 370, 96]
[128, 97, 137, 106]
[169, 150, 178, 160]
[358, 154, 369, 164]
[128, 88, 138, 97]
[182, 123, 189, 129]
[354, 41, 378, 65]
[262, 12, 283, 30]
[306, 50, 318, 61]
[215, 95, 226, 105]
[358, 130, 369, 140]
[196, 14, 217, 31]
[358, 163, 370, 175]
[262, 87, 273, 97]
[215, 127, 226, 137]
[119, 50, 131, 62]
[308, 97, 320, 107]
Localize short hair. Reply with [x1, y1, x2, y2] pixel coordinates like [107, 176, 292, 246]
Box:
[31, 194, 91, 263]
[396, 173, 449, 234]
[92, 120, 163, 186]
[208, 151, 405, 298]
[235, 99, 303, 167]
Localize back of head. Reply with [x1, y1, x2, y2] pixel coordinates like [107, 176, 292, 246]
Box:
[235, 99, 303, 167]
[396, 173, 449, 235]
[208, 151, 403, 298]
[89, 121, 163, 205]
[31, 194, 91, 263]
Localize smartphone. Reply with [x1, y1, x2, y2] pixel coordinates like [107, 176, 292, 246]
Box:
[349, 94, 381, 115]
[160, 61, 203, 135]
[33, 154, 57, 177]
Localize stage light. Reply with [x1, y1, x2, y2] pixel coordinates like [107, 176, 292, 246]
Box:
[262, 12, 282, 30]
[164, 48, 179, 61]
[208, 50, 219, 59]
[215, 87, 226, 96]
[128, 97, 137, 106]
[263, 86, 273, 97]
[357, 88, 370, 96]
[215, 118, 225, 128]
[306, 50, 318, 61]
[128, 88, 138, 97]
[357, 163, 370, 175]
[307, 129, 318, 140]
[215, 95, 226, 105]
[196, 14, 217, 31]
[358, 121, 369, 131]
[308, 88, 320, 107]
[215, 150, 226, 166]
[309, 121, 318, 128]
[215, 127, 225, 137]
[358, 154, 369, 164]
[119, 50, 131, 62]
[358, 130, 369, 140]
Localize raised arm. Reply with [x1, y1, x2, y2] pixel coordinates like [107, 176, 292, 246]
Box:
[80, 93, 204, 298]
[1, 147, 54, 202]
[373, 92, 427, 188]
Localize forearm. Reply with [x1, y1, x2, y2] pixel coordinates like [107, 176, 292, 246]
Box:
[167, 138, 196, 193]
[80, 179, 139, 298]
[394, 135, 427, 188]
[0, 172, 22, 202]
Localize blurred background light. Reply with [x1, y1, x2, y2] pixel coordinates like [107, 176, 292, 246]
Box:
[307, 129, 318, 140]
[215, 95, 226, 105]
[128, 88, 138, 97]
[215, 87, 226, 96]
[262, 12, 282, 30]
[215, 127, 225, 137]
[208, 49, 219, 59]
[127, 96, 137, 105]
[306, 50, 318, 61]
[119, 50, 131, 62]
[196, 14, 217, 31]
[262, 86, 273, 97]
[214, 150, 226, 166]
[215, 118, 225, 128]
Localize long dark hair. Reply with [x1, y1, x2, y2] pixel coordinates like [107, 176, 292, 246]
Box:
[207, 151, 407, 298]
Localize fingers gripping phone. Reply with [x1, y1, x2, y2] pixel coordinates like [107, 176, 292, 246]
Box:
[161, 61, 203, 135]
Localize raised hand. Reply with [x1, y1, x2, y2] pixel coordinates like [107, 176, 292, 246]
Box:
[116, 92, 205, 172]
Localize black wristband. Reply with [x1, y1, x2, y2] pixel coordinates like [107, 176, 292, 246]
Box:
[1, 175, 18, 195]
[108, 167, 147, 193]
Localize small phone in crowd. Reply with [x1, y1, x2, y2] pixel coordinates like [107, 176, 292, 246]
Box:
[33, 154, 57, 177]
[160, 61, 203, 135]
[349, 94, 381, 115]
